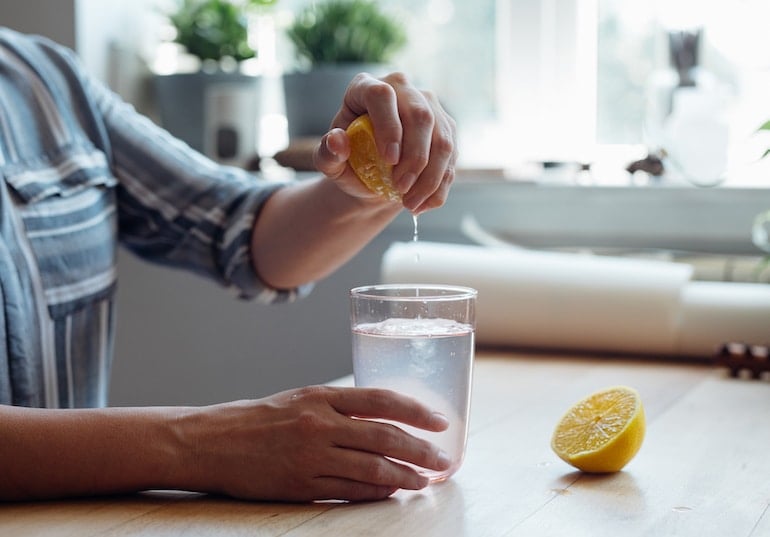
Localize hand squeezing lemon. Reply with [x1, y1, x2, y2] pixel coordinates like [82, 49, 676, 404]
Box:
[346, 114, 401, 202]
[551, 386, 646, 473]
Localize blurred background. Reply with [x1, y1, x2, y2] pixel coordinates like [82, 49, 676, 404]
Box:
[6, 0, 770, 183]
[2, 0, 770, 404]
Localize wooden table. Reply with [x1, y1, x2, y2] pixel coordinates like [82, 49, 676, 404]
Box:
[2, 350, 769, 536]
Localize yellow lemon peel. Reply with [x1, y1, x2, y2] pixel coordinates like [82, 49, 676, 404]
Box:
[346, 114, 400, 202]
[551, 385, 646, 473]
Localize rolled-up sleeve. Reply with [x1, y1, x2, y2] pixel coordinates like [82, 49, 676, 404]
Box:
[71, 58, 311, 302]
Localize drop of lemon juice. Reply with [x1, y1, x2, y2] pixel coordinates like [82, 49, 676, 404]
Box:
[411, 213, 420, 297]
[412, 213, 420, 263]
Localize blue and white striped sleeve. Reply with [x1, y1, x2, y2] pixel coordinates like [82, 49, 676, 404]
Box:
[49, 42, 312, 303]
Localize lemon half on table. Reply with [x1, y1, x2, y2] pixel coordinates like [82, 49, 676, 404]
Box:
[551, 385, 646, 473]
[346, 114, 401, 202]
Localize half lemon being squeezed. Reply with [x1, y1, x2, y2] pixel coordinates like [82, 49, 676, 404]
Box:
[346, 114, 401, 202]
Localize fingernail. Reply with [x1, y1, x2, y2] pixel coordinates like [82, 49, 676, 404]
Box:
[326, 134, 344, 162]
[432, 412, 450, 429]
[385, 142, 400, 165]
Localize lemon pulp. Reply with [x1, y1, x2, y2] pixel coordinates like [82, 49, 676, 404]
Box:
[551, 385, 646, 473]
[346, 114, 400, 202]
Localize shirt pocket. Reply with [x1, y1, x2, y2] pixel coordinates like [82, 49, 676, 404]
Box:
[3, 148, 119, 318]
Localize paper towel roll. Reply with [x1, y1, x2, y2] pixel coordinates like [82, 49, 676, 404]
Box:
[676, 282, 770, 356]
[382, 242, 693, 355]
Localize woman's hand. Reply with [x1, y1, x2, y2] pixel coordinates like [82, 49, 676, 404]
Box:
[314, 72, 458, 215]
[175, 386, 451, 502]
[250, 72, 457, 289]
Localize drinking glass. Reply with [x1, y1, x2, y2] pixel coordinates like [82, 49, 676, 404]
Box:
[350, 284, 477, 482]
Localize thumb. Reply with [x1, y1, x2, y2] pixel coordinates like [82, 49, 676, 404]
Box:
[313, 129, 350, 179]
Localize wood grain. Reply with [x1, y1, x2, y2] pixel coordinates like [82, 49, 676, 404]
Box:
[1, 350, 767, 537]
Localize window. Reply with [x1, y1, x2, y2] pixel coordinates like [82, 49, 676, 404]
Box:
[270, 0, 770, 188]
[147, 0, 770, 188]
[272, 0, 497, 164]
[594, 0, 770, 187]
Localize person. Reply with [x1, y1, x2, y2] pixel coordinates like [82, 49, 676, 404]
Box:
[0, 27, 457, 502]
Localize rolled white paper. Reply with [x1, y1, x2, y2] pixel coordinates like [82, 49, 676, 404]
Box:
[381, 241, 770, 357]
[676, 282, 770, 356]
[382, 241, 694, 355]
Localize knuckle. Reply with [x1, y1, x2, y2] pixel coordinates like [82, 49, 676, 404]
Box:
[433, 131, 455, 158]
[365, 458, 390, 483]
[383, 71, 409, 86]
[409, 105, 435, 130]
[296, 410, 324, 433]
[444, 112, 457, 133]
[366, 81, 397, 103]
[417, 440, 436, 465]
[374, 425, 405, 453]
[407, 151, 431, 172]
[349, 71, 374, 88]
[293, 385, 326, 402]
[421, 89, 437, 102]
[432, 127, 456, 156]
[427, 192, 448, 210]
[367, 387, 399, 409]
[444, 166, 456, 184]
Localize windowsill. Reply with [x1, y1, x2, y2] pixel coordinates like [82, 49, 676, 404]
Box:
[265, 156, 769, 258]
[402, 175, 770, 257]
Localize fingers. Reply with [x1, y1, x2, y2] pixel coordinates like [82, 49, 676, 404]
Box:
[336, 418, 452, 474]
[313, 128, 349, 180]
[332, 73, 401, 165]
[309, 478, 398, 503]
[400, 92, 457, 213]
[330, 72, 458, 213]
[327, 387, 452, 476]
[327, 386, 450, 432]
[322, 446, 430, 490]
[391, 87, 434, 197]
[293, 386, 452, 478]
[190, 387, 454, 503]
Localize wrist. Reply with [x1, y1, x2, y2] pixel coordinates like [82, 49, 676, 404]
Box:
[318, 175, 403, 223]
[99, 406, 197, 494]
[161, 406, 211, 493]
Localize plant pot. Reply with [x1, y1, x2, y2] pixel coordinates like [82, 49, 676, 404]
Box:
[153, 71, 261, 166]
[282, 63, 388, 140]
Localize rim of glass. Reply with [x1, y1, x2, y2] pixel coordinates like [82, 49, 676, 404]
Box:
[350, 283, 477, 301]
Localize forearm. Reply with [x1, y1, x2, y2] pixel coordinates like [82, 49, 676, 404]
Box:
[250, 176, 401, 289]
[0, 405, 190, 501]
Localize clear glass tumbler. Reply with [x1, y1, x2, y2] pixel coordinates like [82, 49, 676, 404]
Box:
[350, 284, 477, 482]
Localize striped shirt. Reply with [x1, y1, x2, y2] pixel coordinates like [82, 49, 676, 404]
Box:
[0, 28, 308, 409]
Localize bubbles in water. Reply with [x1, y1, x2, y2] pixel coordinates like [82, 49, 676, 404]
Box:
[356, 318, 472, 337]
[409, 336, 435, 377]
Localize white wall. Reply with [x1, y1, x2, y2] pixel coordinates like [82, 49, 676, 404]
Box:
[0, 0, 76, 47]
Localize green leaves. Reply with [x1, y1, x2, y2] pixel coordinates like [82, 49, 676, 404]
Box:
[287, 0, 406, 66]
[170, 0, 256, 62]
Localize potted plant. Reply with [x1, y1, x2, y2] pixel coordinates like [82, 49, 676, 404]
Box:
[282, 0, 406, 141]
[154, 0, 276, 166]
[169, 0, 264, 64]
